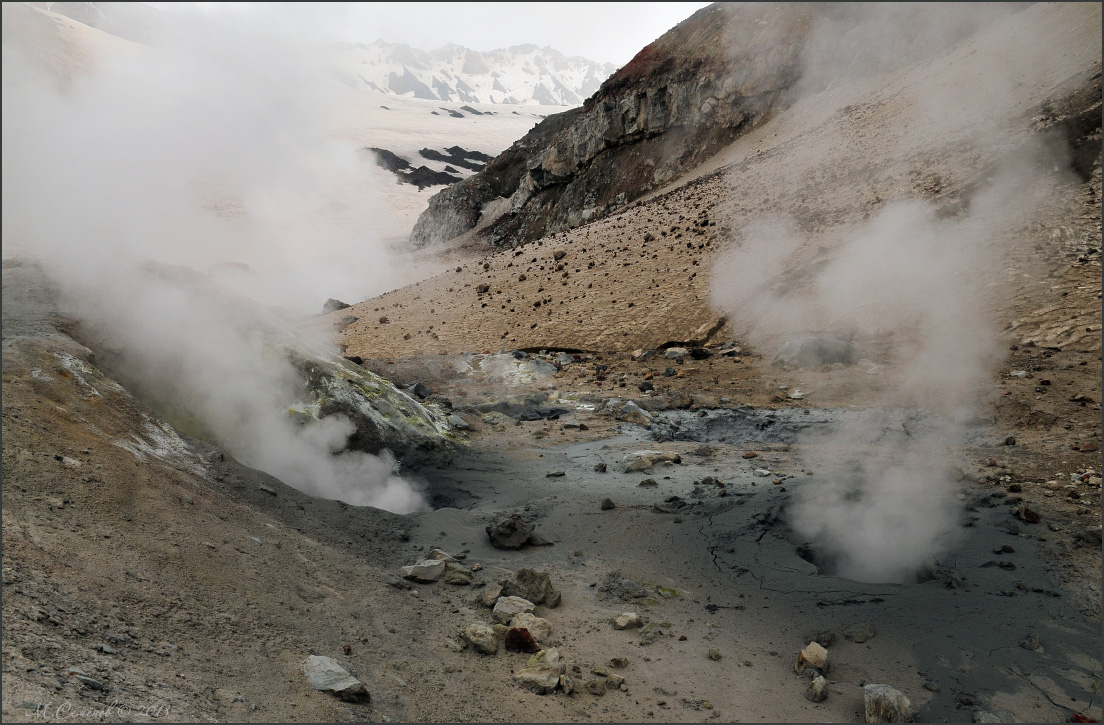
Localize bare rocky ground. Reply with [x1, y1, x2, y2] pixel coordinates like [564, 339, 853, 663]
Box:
[3, 3, 1101, 724]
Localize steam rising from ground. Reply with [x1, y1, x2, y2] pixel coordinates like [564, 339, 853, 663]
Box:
[711, 2, 1071, 582]
[713, 191, 1017, 582]
[2, 5, 427, 512]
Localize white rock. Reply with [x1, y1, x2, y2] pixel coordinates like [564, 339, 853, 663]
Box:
[511, 612, 553, 641]
[863, 684, 912, 723]
[614, 612, 642, 630]
[795, 641, 828, 674]
[492, 596, 535, 623]
[754, 469, 772, 477]
[401, 559, 446, 583]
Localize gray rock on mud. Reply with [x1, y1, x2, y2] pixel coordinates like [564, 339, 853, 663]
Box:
[401, 559, 447, 583]
[772, 337, 859, 369]
[462, 623, 498, 655]
[486, 513, 535, 549]
[302, 655, 370, 702]
[864, 683, 913, 723]
[621, 450, 682, 473]
[492, 596, 535, 623]
[513, 648, 565, 694]
[500, 568, 561, 607]
[806, 674, 828, 702]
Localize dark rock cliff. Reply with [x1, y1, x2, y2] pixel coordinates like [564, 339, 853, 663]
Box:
[409, 3, 813, 248]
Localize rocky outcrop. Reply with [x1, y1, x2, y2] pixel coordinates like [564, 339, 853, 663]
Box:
[289, 347, 454, 463]
[409, 4, 811, 248]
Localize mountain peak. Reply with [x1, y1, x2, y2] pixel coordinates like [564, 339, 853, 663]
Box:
[341, 41, 617, 107]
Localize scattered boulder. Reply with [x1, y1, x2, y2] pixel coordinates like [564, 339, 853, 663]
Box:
[427, 548, 460, 563]
[492, 596, 535, 623]
[511, 612, 552, 641]
[795, 641, 829, 674]
[443, 562, 473, 585]
[559, 674, 575, 694]
[664, 347, 689, 359]
[689, 347, 713, 359]
[585, 679, 607, 696]
[807, 630, 836, 647]
[553, 248, 567, 260]
[476, 283, 490, 293]
[481, 583, 503, 607]
[806, 674, 828, 703]
[708, 649, 722, 661]
[486, 514, 536, 549]
[462, 623, 498, 655]
[401, 559, 447, 583]
[322, 298, 351, 313]
[505, 627, 541, 653]
[448, 413, 471, 430]
[844, 622, 875, 643]
[864, 684, 913, 723]
[546, 470, 566, 477]
[594, 462, 608, 473]
[609, 656, 629, 668]
[772, 337, 859, 369]
[619, 401, 653, 426]
[600, 497, 616, 510]
[501, 568, 561, 607]
[621, 450, 682, 472]
[513, 648, 565, 695]
[302, 655, 370, 702]
[614, 612, 642, 630]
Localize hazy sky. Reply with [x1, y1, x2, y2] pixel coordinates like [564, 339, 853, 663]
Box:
[176, 2, 713, 65]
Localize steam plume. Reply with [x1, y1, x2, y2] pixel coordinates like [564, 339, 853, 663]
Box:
[2, 4, 427, 512]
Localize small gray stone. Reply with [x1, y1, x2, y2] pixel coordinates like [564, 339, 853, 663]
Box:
[708, 649, 722, 661]
[806, 674, 828, 703]
[302, 655, 370, 702]
[481, 583, 503, 608]
[614, 612, 642, 630]
[448, 413, 470, 430]
[492, 596, 535, 623]
[513, 648, 565, 694]
[863, 684, 912, 723]
[600, 498, 616, 510]
[585, 679, 606, 696]
[461, 623, 497, 655]
[486, 514, 535, 550]
[401, 559, 446, 583]
[443, 562, 473, 585]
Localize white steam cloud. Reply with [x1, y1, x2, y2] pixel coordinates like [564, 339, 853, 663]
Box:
[2, 4, 427, 512]
[711, 3, 1077, 582]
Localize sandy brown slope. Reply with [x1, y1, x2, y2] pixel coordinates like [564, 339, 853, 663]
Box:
[336, 3, 1101, 363]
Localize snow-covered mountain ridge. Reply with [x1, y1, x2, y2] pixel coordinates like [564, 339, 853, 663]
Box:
[336, 39, 619, 106]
